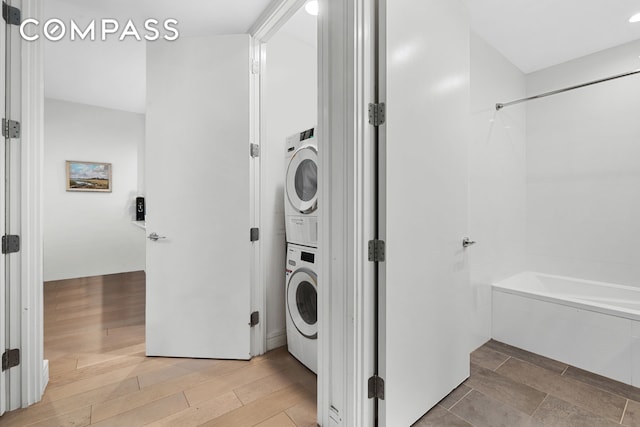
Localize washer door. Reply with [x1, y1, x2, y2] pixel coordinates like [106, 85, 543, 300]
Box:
[286, 146, 318, 214]
[287, 269, 318, 339]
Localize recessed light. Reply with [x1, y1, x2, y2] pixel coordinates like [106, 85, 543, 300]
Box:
[305, 1, 319, 16]
[629, 12, 640, 23]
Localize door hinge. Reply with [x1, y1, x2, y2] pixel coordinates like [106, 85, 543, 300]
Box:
[2, 349, 19, 371]
[250, 228, 259, 242]
[2, 235, 20, 254]
[249, 311, 260, 327]
[250, 143, 260, 158]
[368, 102, 386, 126]
[251, 60, 260, 75]
[368, 239, 385, 262]
[2, 119, 20, 139]
[368, 375, 385, 400]
[2, 2, 20, 26]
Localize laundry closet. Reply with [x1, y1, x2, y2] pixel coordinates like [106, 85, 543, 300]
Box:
[259, 6, 318, 369]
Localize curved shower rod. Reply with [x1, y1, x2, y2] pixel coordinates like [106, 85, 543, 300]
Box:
[495, 68, 640, 111]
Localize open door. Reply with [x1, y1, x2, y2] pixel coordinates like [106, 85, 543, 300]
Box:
[379, 0, 471, 425]
[145, 35, 252, 360]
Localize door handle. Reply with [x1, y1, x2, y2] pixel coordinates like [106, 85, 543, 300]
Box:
[148, 232, 167, 242]
[462, 237, 476, 248]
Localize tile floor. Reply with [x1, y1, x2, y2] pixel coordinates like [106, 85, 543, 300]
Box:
[414, 340, 640, 427]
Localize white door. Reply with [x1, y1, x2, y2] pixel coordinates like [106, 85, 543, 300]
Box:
[146, 35, 252, 360]
[379, 0, 471, 425]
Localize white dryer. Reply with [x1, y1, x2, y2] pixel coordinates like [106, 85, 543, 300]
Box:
[285, 128, 318, 248]
[286, 243, 318, 373]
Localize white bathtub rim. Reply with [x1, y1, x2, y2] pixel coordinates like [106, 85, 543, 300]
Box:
[498, 271, 640, 293]
[493, 271, 640, 322]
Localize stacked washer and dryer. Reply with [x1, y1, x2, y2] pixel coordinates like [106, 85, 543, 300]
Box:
[284, 127, 318, 373]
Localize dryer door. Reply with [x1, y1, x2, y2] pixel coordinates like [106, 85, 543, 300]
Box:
[286, 146, 318, 214]
[287, 269, 318, 339]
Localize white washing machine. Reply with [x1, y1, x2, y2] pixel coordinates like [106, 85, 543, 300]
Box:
[285, 128, 318, 248]
[286, 243, 318, 373]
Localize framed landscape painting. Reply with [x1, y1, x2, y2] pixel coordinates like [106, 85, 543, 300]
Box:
[66, 161, 112, 192]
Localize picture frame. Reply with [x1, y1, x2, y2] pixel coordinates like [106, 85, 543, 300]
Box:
[66, 161, 112, 193]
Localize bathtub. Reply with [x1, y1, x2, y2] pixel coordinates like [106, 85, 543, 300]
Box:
[492, 272, 640, 387]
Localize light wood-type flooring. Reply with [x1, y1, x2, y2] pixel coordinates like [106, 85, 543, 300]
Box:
[0, 271, 317, 426]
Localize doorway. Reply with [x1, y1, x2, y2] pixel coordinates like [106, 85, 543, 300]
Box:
[7, 2, 338, 422]
[253, 0, 320, 423]
[40, 0, 148, 406]
[256, 1, 318, 362]
[29, 0, 322, 424]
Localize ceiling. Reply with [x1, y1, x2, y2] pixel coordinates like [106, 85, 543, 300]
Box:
[43, 1, 640, 113]
[43, 0, 273, 113]
[466, 0, 640, 73]
[277, 4, 317, 48]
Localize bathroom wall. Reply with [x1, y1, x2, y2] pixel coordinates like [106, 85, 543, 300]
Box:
[44, 98, 146, 281]
[469, 32, 527, 350]
[263, 27, 317, 349]
[526, 39, 640, 286]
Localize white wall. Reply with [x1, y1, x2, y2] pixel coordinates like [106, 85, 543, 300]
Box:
[526, 39, 640, 286]
[44, 98, 146, 281]
[469, 33, 527, 350]
[263, 29, 317, 350]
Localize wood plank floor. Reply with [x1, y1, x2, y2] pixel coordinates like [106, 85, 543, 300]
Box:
[1, 271, 317, 426]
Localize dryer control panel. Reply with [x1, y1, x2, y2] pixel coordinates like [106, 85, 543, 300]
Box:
[299, 127, 315, 141]
[286, 244, 317, 274]
[286, 127, 316, 154]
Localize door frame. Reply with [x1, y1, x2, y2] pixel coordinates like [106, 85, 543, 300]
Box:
[317, 0, 376, 424]
[317, 0, 377, 424]
[250, 0, 376, 425]
[11, 0, 47, 413]
[20, 0, 47, 403]
[247, 0, 308, 359]
[0, 0, 6, 415]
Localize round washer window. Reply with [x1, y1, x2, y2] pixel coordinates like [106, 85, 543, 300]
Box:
[295, 159, 317, 202]
[296, 281, 317, 325]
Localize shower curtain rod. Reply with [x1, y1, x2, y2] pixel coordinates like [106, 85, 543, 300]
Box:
[495, 68, 640, 111]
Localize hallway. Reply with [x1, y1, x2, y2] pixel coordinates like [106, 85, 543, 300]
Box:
[0, 272, 317, 426]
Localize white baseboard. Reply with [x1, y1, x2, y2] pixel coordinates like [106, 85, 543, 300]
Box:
[266, 330, 287, 351]
[42, 359, 49, 394]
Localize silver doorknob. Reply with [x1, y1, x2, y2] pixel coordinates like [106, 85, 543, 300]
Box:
[147, 232, 167, 242]
[462, 237, 476, 248]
